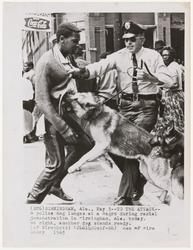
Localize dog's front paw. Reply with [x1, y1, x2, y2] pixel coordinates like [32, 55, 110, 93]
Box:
[68, 165, 81, 174]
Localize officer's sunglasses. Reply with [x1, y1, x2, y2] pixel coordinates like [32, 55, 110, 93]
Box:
[124, 36, 136, 43]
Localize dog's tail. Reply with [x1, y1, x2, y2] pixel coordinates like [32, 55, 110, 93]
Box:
[171, 166, 184, 200]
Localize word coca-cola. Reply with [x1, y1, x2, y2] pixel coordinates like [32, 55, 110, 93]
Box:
[24, 17, 50, 30]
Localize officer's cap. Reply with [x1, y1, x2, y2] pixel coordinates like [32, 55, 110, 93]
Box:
[122, 21, 146, 39]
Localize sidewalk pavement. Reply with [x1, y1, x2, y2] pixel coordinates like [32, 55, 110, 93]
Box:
[23, 140, 122, 205]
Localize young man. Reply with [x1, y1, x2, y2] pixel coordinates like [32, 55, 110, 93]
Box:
[26, 22, 93, 204]
[69, 21, 174, 205]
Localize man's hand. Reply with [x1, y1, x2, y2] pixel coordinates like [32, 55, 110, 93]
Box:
[67, 67, 89, 79]
[136, 69, 158, 83]
[67, 67, 80, 76]
[98, 96, 106, 103]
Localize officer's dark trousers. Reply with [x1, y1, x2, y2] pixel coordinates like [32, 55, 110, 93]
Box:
[30, 118, 92, 202]
[113, 98, 159, 199]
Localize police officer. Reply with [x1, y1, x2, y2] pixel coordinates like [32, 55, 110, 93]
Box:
[69, 20, 174, 205]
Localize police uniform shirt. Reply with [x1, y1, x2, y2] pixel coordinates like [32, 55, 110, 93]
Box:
[86, 47, 172, 95]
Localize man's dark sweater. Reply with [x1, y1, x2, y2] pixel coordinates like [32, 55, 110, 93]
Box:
[35, 46, 77, 138]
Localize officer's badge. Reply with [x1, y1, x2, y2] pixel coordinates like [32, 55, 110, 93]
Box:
[124, 22, 131, 30]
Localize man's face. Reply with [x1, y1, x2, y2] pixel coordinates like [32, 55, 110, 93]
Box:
[124, 34, 145, 54]
[162, 49, 170, 64]
[60, 32, 80, 55]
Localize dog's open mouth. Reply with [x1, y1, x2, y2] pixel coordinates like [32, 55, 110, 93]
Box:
[61, 93, 89, 118]
[73, 99, 86, 110]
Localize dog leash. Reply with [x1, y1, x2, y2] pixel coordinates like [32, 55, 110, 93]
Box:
[102, 61, 154, 104]
[102, 61, 163, 105]
[102, 81, 133, 105]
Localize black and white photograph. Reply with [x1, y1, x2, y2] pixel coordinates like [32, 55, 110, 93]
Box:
[3, 1, 191, 248]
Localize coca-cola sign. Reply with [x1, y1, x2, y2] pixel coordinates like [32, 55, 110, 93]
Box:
[24, 17, 51, 31]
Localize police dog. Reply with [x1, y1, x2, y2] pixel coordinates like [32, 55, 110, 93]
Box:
[64, 92, 184, 204]
[64, 92, 152, 172]
[140, 122, 184, 205]
[137, 146, 184, 205]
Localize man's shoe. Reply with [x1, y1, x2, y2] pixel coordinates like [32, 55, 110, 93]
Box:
[113, 197, 133, 205]
[49, 187, 74, 203]
[132, 175, 146, 201]
[30, 135, 39, 142]
[23, 134, 39, 144]
[132, 190, 144, 201]
[26, 193, 41, 204]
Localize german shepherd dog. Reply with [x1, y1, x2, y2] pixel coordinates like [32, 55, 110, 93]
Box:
[63, 92, 184, 204]
[145, 122, 184, 203]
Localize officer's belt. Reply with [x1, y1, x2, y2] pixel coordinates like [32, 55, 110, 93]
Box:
[121, 93, 161, 101]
